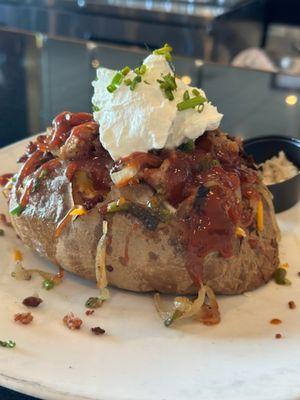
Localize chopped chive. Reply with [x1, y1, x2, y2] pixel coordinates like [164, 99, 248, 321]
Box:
[144, 80, 150, 85]
[139, 64, 147, 75]
[124, 78, 132, 86]
[10, 204, 24, 216]
[111, 72, 123, 85]
[192, 88, 200, 96]
[85, 297, 103, 309]
[107, 84, 116, 93]
[134, 64, 147, 75]
[42, 279, 54, 290]
[106, 71, 124, 93]
[0, 340, 16, 348]
[177, 95, 207, 111]
[92, 104, 100, 112]
[179, 140, 195, 152]
[157, 73, 177, 101]
[130, 75, 142, 91]
[165, 90, 174, 101]
[197, 103, 205, 113]
[153, 43, 173, 61]
[183, 90, 190, 101]
[121, 66, 130, 76]
[0, 229, 4, 236]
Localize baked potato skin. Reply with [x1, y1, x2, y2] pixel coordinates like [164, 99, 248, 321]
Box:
[9, 164, 279, 295]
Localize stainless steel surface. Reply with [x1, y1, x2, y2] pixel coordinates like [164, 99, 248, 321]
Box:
[0, 26, 300, 149]
[0, 0, 265, 61]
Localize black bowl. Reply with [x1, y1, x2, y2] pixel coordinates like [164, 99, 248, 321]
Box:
[243, 135, 300, 213]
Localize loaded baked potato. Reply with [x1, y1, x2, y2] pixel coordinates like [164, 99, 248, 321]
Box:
[7, 111, 280, 296]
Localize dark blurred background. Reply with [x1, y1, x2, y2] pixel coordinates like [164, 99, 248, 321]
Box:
[0, 0, 300, 148]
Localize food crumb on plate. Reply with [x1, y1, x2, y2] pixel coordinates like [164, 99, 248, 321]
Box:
[91, 326, 105, 335]
[270, 318, 282, 325]
[275, 333, 283, 339]
[63, 312, 83, 330]
[85, 310, 95, 316]
[288, 301, 296, 309]
[22, 295, 43, 308]
[14, 312, 33, 325]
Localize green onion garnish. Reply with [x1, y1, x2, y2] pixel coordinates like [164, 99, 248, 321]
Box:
[121, 66, 130, 76]
[107, 71, 124, 93]
[153, 43, 173, 61]
[130, 75, 142, 91]
[177, 95, 207, 111]
[0, 340, 16, 349]
[92, 104, 100, 112]
[42, 279, 54, 290]
[0, 229, 4, 236]
[124, 78, 132, 86]
[197, 103, 205, 113]
[107, 84, 116, 93]
[85, 297, 103, 309]
[179, 140, 195, 152]
[134, 64, 147, 75]
[192, 88, 200, 96]
[157, 73, 177, 101]
[183, 90, 190, 101]
[10, 204, 24, 216]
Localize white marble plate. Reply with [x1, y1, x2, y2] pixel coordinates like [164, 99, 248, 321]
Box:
[0, 138, 300, 400]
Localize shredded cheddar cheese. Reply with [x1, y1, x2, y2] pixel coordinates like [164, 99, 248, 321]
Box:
[235, 227, 246, 238]
[69, 205, 87, 217]
[55, 206, 87, 238]
[257, 199, 264, 232]
[14, 249, 23, 262]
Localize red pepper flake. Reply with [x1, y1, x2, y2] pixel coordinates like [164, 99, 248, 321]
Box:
[63, 312, 82, 330]
[85, 310, 95, 316]
[275, 333, 282, 339]
[0, 213, 12, 227]
[14, 312, 33, 325]
[288, 301, 296, 309]
[22, 296, 43, 308]
[270, 318, 282, 325]
[91, 326, 105, 335]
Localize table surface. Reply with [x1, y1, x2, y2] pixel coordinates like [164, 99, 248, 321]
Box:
[0, 25, 300, 400]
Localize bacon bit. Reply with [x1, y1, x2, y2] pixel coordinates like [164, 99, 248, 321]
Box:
[55, 206, 87, 238]
[63, 312, 83, 330]
[22, 296, 43, 308]
[281, 263, 289, 269]
[275, 333, 282, 339]
[85, 310, 95, 316]
[270, 318, 282, 325]
[14, 312, 33, 325]
[0, 213, 12, 227]
[13, 249, 23, 262]
[288, 301, 296, 310]
[257, 199, 264, 232]
[0, 173, 13, 186]
[91, 326, 105, 335]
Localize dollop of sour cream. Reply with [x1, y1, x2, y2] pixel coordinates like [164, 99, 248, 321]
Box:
[92, 54, 222, 160]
